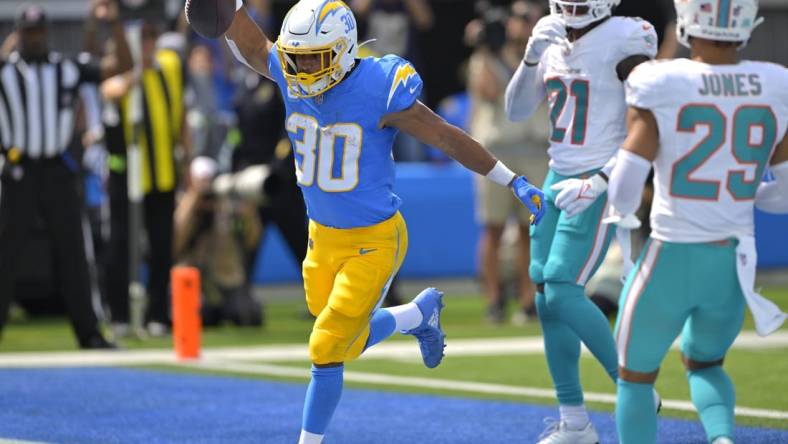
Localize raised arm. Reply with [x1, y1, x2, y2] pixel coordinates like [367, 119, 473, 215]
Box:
[92, 0, 133, 81]
[224, 2, 275, 79]
[504, 61, 546, 121]
[504, 15, 566, 121]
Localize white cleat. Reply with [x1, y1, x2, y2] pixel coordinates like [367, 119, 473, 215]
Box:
[711, 437, 734, 444]
[537, 418, 599, 444]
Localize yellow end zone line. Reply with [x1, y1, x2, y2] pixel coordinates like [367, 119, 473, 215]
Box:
[187, 359, 788, 421]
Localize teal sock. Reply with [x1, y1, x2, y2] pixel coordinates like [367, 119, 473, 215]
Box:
[536, 291, 583, 405]
[364, 309, 396, 351]
[545, 282, 618, 382]
[617, 379, 657, 444]
[302, 364, 344, 435]
[688, 366, 735, 441]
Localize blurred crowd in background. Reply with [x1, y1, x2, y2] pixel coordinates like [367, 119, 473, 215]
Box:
[0, 0, 736, 348]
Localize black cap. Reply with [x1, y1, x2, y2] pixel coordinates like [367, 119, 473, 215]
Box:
[15, 4, 47, 30]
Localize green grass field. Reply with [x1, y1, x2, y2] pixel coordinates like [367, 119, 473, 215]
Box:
[2, 286, 787, 430]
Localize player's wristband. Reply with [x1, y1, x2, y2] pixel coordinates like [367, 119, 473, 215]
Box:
[236, 0, 243, 11]
[486, 161, 517, 187]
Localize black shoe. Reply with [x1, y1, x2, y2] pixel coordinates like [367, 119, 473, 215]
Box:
[81, 334, 119, 350]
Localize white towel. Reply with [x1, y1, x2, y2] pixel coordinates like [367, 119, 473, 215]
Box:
[735, 235, 786, 337]
[615, 226, 635, 284]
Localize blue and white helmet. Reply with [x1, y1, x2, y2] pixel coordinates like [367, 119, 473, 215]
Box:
[276, 0, 358, 98]
[675, 0, 764, 48]
[549, 0, 620, 29]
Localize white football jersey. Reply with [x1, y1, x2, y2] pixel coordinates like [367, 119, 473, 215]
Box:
[538, 16, 658, 175]
[626, 59, 788, 243]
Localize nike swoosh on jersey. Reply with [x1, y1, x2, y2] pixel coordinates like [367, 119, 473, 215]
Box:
[359, 248, 377, 255]
[387, 63, 417, 109]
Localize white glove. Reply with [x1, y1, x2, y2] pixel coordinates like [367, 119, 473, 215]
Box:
[550, 173, 607, 217]
[524, 15, 570, 65]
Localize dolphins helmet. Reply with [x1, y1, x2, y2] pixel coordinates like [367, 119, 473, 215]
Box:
[549, 0, 620, 29]
[675, 0, 763, 48]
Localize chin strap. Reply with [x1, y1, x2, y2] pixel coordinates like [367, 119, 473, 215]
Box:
[358, 38, 377, 49]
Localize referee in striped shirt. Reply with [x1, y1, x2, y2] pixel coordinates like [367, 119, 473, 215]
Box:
[0, 2, 132, 349]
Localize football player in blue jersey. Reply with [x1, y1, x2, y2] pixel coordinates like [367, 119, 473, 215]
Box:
[202, 0, 546, 442]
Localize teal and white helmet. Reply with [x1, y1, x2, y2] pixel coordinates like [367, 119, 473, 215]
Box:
[675, 0, 764, 48]
[549, 0, 620, 29]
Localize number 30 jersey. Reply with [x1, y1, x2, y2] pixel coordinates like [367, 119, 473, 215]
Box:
[268, 47, 423, 228]
[626, 59, 788, 243]
[537, 16, 657, 175]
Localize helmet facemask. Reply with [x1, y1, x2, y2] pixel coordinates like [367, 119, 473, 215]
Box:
[277, 0, 359, 99]
[549, 0, 618, 29]
[278, 38, 350, 98]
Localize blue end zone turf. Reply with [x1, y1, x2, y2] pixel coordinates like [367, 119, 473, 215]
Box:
[0, 368, 786, 443]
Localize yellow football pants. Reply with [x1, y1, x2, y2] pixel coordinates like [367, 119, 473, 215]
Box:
[304, 212, 408, 365]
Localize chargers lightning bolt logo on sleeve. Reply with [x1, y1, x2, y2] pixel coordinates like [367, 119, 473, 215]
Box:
[387, 64, 417, 109]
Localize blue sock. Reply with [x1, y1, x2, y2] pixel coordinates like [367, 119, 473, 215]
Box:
[545, 282, 618, 382]
[688, 366, 735, 441]
[364, 309, 397, 351]
[536, 291, 583, 405]
[617, 379, 657, 444]
[302, 365, 344, 435]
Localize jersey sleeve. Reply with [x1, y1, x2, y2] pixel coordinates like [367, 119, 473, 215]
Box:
[382, 56, 423, 114]
[625, 61, 667, 110]
[75, 52, 101, 85]
[617, 18, 659, 61]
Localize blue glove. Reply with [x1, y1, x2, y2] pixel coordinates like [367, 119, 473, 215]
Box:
[511, 176, 545, 225]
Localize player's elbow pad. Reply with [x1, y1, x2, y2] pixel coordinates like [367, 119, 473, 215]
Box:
[755, 161, 788, 214]
[608, 149, 651, 215]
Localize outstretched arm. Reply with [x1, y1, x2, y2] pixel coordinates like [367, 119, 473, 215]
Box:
[381, 101, 495, 175]
[224, 1, 275, 79]
[381, 101, 546, 223]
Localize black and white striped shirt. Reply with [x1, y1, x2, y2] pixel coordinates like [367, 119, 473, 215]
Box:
[0, 51, 100, 159]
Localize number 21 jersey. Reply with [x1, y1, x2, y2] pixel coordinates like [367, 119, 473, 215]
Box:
[537, 16, 657, 175]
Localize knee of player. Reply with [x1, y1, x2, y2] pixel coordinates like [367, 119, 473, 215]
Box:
[541, 281, 584, 312]
[681, 352, 725, 372]
[529, 264, 545, 285]
[533, 291, 554, 320]
[541, 259, 571, 284]
[308, 329, 347, 365]
[619, 366, 659, 384]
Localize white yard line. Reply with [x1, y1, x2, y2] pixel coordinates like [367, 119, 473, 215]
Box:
[189, 359, 788, 421]
[0, 440, 48, 444]
[0, 331, 785, 367]
[0, 333, 786, 422]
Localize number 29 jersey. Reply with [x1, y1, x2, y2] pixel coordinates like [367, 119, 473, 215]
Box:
[626, 59, 788, 242]
[537, 16, 657, 175]
[267, 46, 423, 228]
